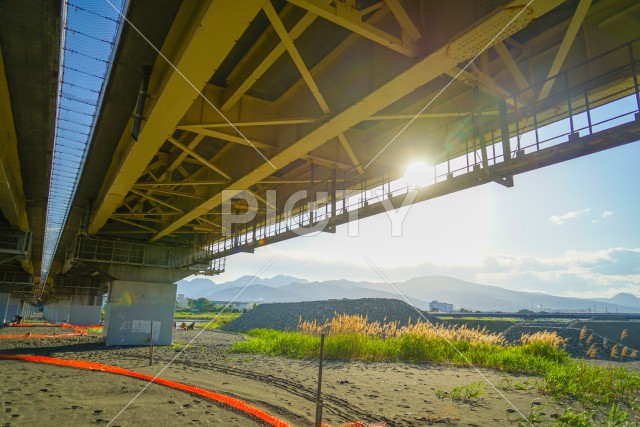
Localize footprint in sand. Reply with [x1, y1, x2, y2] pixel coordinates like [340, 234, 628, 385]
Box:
[167, 400, 175, 404]
[93, 409, 103, 414]
[39, 389, 48, 392]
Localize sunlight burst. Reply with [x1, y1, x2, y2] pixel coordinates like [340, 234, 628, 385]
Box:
[404, 161, 433, 188]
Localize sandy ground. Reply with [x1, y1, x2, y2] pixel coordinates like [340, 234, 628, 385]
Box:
[0, 325, 611, 426]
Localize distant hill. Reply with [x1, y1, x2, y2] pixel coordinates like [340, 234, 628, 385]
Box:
[177, 274, 308, 299]
[595, 293, 640, 311]
[177, 275, 640, 313]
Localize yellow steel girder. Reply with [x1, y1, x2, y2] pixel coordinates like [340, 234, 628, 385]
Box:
[149, 0, 565, 242]
[0, 44, 28, 232]
[88, 0, 265, 235]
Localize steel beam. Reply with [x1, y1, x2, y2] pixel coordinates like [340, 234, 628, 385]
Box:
[384, 0, 421, 43]
[180, 127, 275, 151]
[178, 118, 319, 129]
[165, 134, 205, 177]
[0, 44, 28, 231]
[89, 0, 264, 235]
[167, 136, 231, 180]
[494, 41, 530, 90]
[150, 0, 564, 241]
[337, 134, 364, 174]
[287, 0, 416, 57]
[264, 1, 331, 114]
[221, 9, 318, 111]
[538, 0, 591, 101]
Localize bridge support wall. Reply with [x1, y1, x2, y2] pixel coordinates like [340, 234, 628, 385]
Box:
[44, 299, 71, 323]
[0, 292, 9, 323]
[5, 295, 21, 322]
[103, 280, 176, 346]
[68, 293, 101, 326]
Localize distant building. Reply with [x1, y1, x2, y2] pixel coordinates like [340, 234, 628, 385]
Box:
[176, 294, 189, 309]
[429, 300, 454, 312]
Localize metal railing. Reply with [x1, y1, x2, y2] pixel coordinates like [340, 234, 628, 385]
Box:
[0, 271, 33, 285]
[0, 227, 31, 258]
[70, 235, 226, 275]
[192, 37, 640, 260]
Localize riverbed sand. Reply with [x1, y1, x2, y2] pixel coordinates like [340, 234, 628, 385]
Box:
[0, 325, 574, 426]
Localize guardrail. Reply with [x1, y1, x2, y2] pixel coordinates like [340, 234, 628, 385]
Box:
[189, 38, 640, 261]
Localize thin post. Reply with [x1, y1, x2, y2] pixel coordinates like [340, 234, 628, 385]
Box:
[309, 162, 315, 225]
[475, 93, 489, 172]
[315, 333, 326, 427]
[513, 96, 521, 151]
[565, 71, 575, 134]
[584, 83, 592, 134]
[533, 101, 540, 151]
[499, 100, 511, 163]
[149, 321, 154, 366]
[629, 43, 640, 113]
[331, 169, 337, 227]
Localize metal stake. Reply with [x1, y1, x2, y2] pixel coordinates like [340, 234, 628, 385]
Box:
[315, 333, 325, 427]
[149, 321, 154, 366]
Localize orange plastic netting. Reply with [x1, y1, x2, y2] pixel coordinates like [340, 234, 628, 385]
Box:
[0, 354, 289, 427]
[0, 332, 86, 339]
[2, 322, 101, 329]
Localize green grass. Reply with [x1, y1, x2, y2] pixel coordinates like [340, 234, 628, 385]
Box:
[232, 329, 566, 369]
[231, 329, 640, 413]
[175, 312, 240, 323]
[174, 311, 229, 319]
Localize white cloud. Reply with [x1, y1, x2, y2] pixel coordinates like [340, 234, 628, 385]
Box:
[548, 208, 590, 225]
[593, 210, 615, 223]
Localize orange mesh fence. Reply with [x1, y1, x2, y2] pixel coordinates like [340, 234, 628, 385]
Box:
[60, 323, 102, 329]
[2, 323, 101, 328]
[2, 323, 61, 327]
[0, 333, 86, 339]
[0, 354, 289, 427]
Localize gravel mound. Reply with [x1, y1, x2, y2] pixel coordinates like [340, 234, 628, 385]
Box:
[221, 298, 440, 333]
[502, 325, 640, 360]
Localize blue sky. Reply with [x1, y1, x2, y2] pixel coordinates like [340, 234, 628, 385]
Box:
[204, 98, 640, 299]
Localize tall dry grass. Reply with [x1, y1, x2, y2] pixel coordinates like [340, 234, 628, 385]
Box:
[298, 313, 568, 349]
[299, 313, 506, 344]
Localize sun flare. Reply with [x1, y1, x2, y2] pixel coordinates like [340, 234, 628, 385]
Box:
[404, 161, 432, 188]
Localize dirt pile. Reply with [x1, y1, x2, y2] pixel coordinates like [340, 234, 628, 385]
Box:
[221, 298, 440, 333]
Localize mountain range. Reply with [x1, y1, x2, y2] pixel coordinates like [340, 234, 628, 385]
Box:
[177, 275, 640, 313]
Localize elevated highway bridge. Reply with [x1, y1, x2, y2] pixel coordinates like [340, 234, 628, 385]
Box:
[1, 0, 639, 344]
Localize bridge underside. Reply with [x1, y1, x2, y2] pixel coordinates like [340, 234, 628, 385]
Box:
[76, 0, 640, 266]
[1, 0, 639, 343]
[0, 1, 60, 307]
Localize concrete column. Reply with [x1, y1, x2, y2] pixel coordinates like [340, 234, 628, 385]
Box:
[43, 302, 52, 321]
[17, 299, 24, 316]
[55, 300, 71, 323]
[6, 295, 20, 321]
[68, 294, 101, 326]
[104, 280, 176, 346]
[0, 293, 9, 323]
